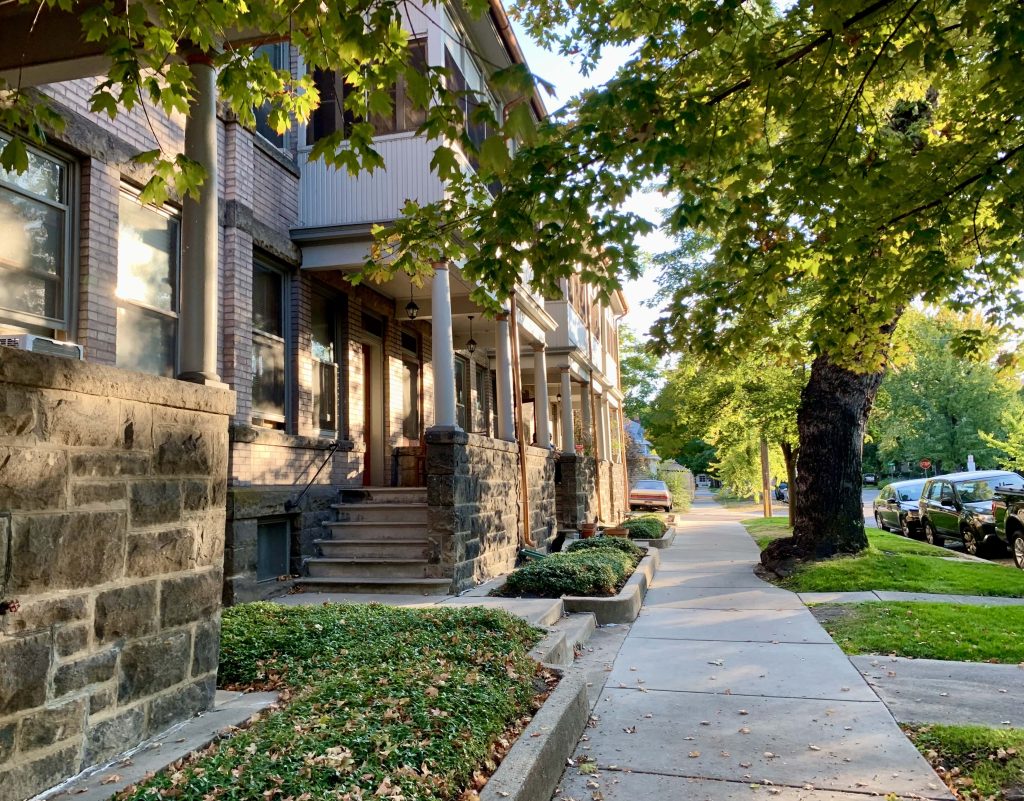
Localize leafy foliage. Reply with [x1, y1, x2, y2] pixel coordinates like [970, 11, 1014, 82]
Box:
[502, 549, 635, 597]
[618, 326, 663, 425]
[566, 535, 646, 562]
[659, 472, 693, 512]
[122, 603, 542, 801]
[817, 602, 1024, 663]
[869, 310, 1024, 472]
[622, 517, 666, 540]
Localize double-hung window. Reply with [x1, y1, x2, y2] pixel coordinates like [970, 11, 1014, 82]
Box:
[253, 42, 289, 148]
[454, 355, 469, 431]
[0, 135, 72, 335]
[116, 190, 180, 376]
[306, 38, 427, 144]
[310, 291, 340, 432]
[252, 259, 288, 426]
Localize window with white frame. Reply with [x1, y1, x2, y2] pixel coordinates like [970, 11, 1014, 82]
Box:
[116, 190, 180, 376]
[252, 258, 288, 426]
[0, 135, 72, 336]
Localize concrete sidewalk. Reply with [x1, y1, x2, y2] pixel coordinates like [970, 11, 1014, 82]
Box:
[800, 590, 1024, 606]
[554, 494, 953, 801]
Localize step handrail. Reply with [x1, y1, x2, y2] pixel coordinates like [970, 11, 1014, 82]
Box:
[284, 440, 342, 512]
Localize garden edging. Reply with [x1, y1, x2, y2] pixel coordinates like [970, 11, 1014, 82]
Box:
[479, 670, 590, 801]
[562, 549, 660, 624]
[634, 527, 677, 549]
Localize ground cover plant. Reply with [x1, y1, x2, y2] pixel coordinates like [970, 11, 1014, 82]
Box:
[907, 724, 1024, 801]
[742, 519, 1024, 597]
[566, 536, 646, 562]
[501, 548, 636, 598]
[813, 602, 1024, 663]
[623, 516, 667, 540]
[117, 603, 545, 801]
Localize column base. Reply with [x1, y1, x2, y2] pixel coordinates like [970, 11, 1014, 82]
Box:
[178, 371, 229, 389]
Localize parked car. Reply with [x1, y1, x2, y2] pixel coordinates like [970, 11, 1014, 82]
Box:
[918, 470, 1024, 555]
[629, 479, 673, 512]
[872, 478, 927, 538]
[993, 484, 1024, 569]
[863, 472, 878, 485]
[774, 482, 789, 502]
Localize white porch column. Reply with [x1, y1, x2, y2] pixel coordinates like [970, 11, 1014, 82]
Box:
[594, 392, 606, 460]
[532, 343, 551, 448]
[601, 398, 613, 460]
[581, 383, 593, 452]
[431, 262, 459, 429]
[178, 54, 221, 384]
[495, 312, 515, 441]
[560, 367, 575, 455]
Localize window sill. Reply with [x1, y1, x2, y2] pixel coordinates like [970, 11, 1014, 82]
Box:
[231, 423, 355, 451]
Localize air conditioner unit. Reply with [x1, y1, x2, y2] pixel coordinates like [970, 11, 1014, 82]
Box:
[0, 334, 84, 360]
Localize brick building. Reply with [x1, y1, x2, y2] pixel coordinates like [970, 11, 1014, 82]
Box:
[0, 1, 628, 797]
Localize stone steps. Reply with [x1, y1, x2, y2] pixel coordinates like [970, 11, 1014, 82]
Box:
[307, 557, 437, 579]
[315, 538, 435, 560]
[332, 502, 428, 523]
[293, 576, 452, 595]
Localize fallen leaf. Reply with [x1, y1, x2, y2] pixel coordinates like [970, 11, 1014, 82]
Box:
[739, 727, 751, 735]
[808, 745, 821, 751]
[101, 775, 121, 785]
[689, 751, 701, 758]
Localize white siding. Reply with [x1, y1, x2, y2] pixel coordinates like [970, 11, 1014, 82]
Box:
[297, 135, 444, 227]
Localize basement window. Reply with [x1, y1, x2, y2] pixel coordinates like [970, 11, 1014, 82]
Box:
[256, 518, 290, 582]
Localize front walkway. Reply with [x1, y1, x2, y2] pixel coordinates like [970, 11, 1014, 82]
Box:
[555, 494, 953, 801]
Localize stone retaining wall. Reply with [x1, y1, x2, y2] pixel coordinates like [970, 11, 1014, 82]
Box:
[555, 454, 597, 529]
[0, 349, 234, 801]
[428, 430, 546, 593]
[524, 447, 557, 549]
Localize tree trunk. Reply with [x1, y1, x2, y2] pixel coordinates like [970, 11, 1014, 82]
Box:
[762, 353, 885, 569]
[780, 441, 797, 528]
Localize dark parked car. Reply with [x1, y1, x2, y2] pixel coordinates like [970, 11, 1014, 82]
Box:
[629, 480, 672, 512]
[872, 478, 927, 538]
[993, 485, 1024, 569]
[863, 473, 878, 485]
[774, 482, 789, 502]
[918, 470, 1024, 555]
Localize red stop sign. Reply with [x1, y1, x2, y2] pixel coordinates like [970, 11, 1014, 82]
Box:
[919, 458, 932, 470]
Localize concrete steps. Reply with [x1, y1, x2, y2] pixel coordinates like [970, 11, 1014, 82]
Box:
[293, 576, 452, 595]
[315, 538, 435, 560]
[332, 502, 428, 523]
[323, 520, 429, 539]
[303, 486, 443, 594]
[307, 557, 437, 579]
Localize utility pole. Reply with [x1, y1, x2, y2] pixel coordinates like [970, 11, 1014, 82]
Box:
[760, 436, 773, 519]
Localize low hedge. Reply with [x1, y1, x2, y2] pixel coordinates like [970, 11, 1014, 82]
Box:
[624, 516, 667, 540]
[566, 536, 645, 564]
[504, 549, 635, 597]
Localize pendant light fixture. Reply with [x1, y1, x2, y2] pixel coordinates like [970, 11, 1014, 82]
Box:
[466, 315, 477, 354]
[405, 282, 419, 320]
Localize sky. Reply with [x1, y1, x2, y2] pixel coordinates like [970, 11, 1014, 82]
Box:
[509, 30, 676, 339]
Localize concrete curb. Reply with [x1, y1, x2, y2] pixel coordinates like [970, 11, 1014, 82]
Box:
[563, 550, 660, 624]
[480, 670, 590, 801]
[635, 527, 677, 549]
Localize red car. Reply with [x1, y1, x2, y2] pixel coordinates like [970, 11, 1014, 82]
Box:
[629, 480, 673, 512]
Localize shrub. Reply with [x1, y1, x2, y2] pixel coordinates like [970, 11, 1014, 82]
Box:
[662, 472, 693, 511]
[624, 517, 667, 540]
[504, 549, 635, 597]
[567, 536, 645, 564]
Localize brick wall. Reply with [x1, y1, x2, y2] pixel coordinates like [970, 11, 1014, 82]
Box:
[0, 348, 234, 801]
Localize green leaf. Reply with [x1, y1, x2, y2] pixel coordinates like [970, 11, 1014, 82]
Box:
[0, 137, 29, 174]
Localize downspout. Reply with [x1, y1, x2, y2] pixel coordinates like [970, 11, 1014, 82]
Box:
[509, 293, 534, 546]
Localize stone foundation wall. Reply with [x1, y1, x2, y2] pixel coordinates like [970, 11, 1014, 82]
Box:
[597, 460, 612, 522]
[0, 349, 234, 801]
[426, 430, 523, 593]
[524, 447, 557, 549]
[611, 461, 627, 521]
[393, 445, 425, 487]
[223, 485, 341, 604]
[554, 454, 597, 530]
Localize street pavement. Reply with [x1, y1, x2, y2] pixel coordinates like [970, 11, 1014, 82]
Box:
[553, 492, 953, 801]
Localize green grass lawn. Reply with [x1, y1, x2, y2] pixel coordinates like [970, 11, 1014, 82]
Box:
[121, 603, 544, 801]
[742, 518, 1024, 597]
[906, 724, 1024, 799]
[815, 601, 1024, 662]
